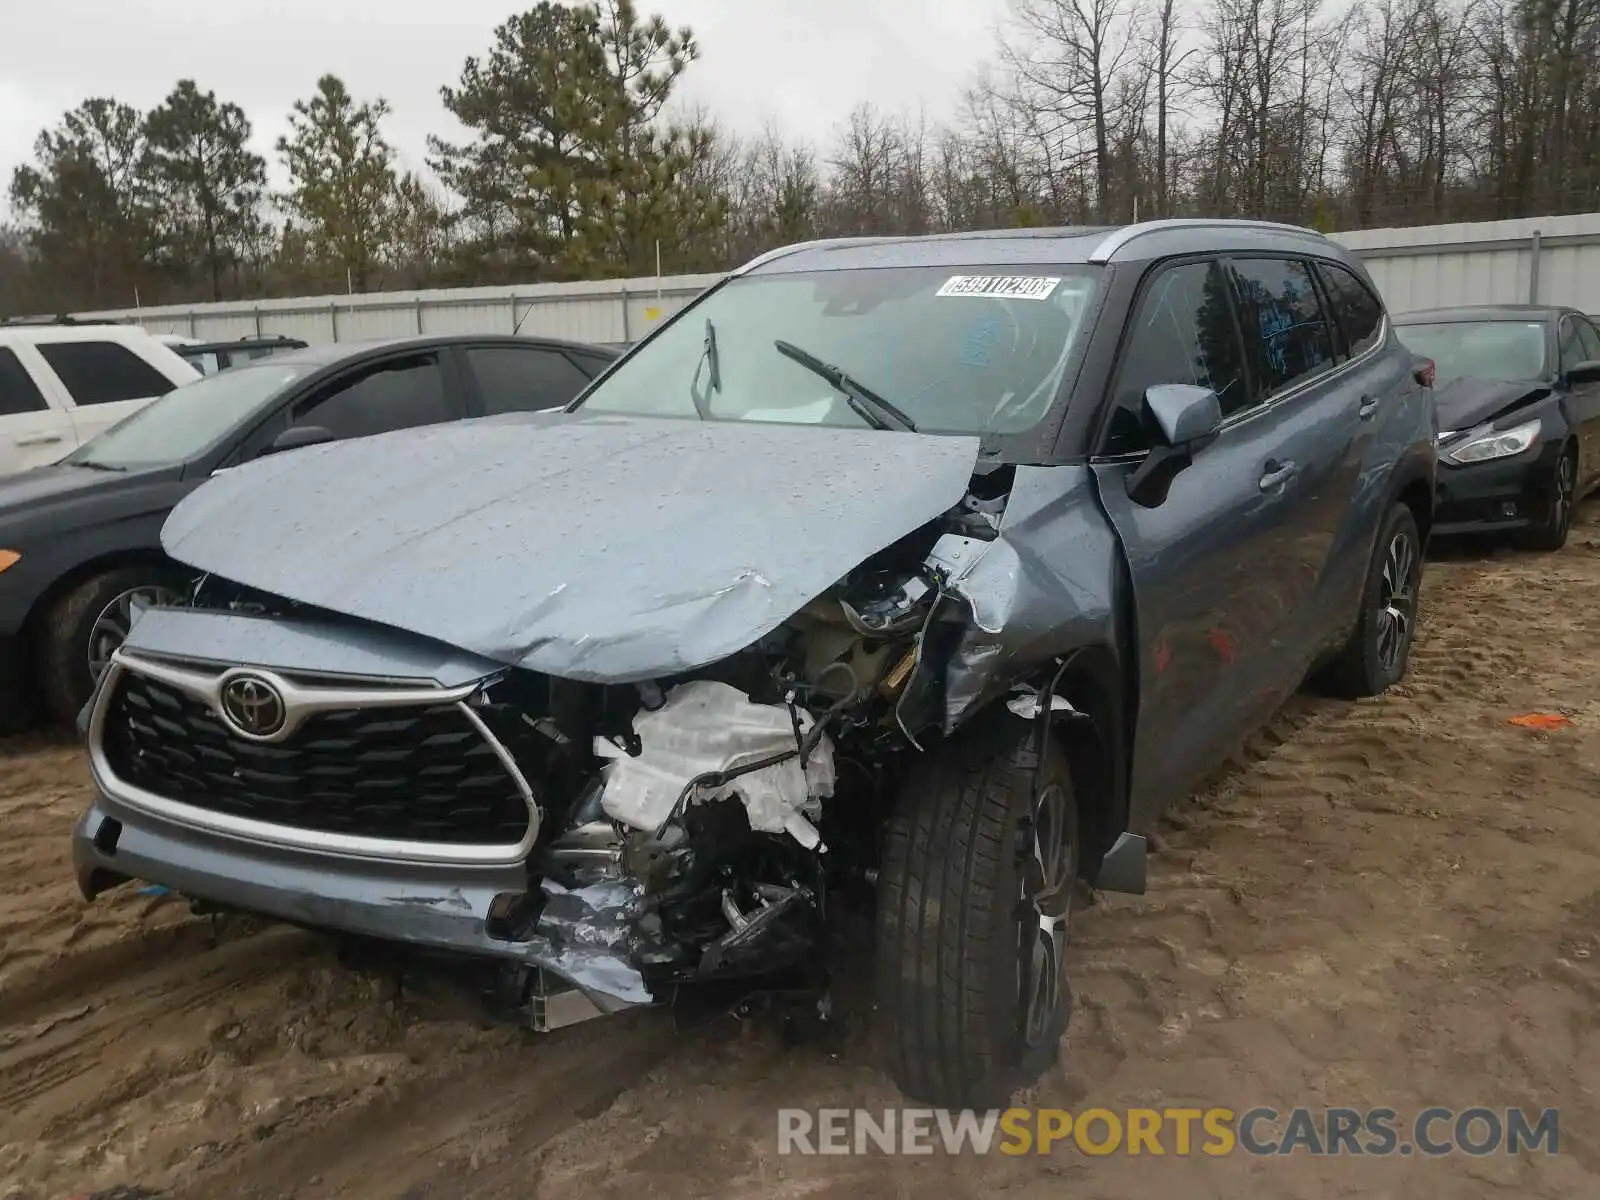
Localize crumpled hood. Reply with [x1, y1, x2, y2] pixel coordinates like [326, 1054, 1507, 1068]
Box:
[161, 412, 981, 682]
[1435, 376, 1551, 432]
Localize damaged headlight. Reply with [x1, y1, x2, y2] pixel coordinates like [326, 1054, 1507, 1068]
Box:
[1442, 418, 1541, 465]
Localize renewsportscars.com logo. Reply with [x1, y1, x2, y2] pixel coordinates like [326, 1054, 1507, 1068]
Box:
[777, 1106, 1561, 1157]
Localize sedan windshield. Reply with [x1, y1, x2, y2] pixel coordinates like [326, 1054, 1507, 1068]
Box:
[1395, 320, 1548, 384]
[575, 266, 1101, 437]
[63, 361, 309, 470]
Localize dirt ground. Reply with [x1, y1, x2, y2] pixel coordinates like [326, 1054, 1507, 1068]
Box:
[4, 509, 1600, 1200]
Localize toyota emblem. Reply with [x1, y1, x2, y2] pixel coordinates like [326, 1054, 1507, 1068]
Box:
[219, 673, 287, 737]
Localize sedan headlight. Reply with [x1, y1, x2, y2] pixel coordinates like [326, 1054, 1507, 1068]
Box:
[1442, 418, 1542, 465]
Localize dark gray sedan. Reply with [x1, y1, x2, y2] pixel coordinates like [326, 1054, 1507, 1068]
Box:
[1394, 304, 1600, 550]
[0, 334, 618, 729]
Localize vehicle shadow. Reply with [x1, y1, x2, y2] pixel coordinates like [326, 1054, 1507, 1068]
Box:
[1425, 497, 1600, 561]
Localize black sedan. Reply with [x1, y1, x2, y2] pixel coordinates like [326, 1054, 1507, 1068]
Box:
[1394, 304, 1600, 550]
[0, 333, 618, 729]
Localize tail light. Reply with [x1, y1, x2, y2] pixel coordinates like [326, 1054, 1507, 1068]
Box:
[1413, 358, 1436, 388]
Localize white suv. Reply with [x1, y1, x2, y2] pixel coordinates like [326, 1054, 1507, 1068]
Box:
[0, 321, 200, 476]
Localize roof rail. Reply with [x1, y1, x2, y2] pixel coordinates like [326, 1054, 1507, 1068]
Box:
[730, 235, 904, 276]
[1086, 218, 1326, 264]
[0, 313, 124, 328]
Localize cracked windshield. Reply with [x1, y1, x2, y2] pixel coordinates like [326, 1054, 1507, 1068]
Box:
[578, 268, 1099, 435]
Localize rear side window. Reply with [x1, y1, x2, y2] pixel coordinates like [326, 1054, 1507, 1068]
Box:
[466, 346, 593, 415]
[0, 348, 49, 415]
[571, 351, 616, 378]
[1228, 258, 1336, 399]
[293, 353, 455, 440]
[36, 341, 177, 405]
[1316, 262, 1385, 359]
[1103, 259, 1249, 454]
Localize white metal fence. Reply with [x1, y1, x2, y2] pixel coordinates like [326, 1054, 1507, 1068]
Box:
[74, 212, 1600, 344]
[1336, 212, 1600, 315]
[78, 273, 725, 347]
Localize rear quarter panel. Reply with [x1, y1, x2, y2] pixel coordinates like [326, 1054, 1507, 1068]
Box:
[1321, 328, 1437, 651]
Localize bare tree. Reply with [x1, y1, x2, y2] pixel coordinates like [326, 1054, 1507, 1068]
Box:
[995, 0, 1141, 219]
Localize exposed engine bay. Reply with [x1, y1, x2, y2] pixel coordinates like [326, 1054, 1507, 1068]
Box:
[154, 461, 1061, 1026]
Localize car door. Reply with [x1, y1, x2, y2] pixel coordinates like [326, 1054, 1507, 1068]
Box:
[33, 338, 186, 442]
[1229, 255, 1388, 664]
[0, 345, 78, 473]
[1092, 256, 1323, 808]
[459, 343, 601, 415]
[231, 349, 468, 464]
[1566, 315, 1600, 491]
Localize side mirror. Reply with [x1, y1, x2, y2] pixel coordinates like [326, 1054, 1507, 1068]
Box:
[1566, 360, 1600, 386]
[261, 425, 335, 456]
[1126, 384, 1222, 508]
[1145, 383, 1223, 447]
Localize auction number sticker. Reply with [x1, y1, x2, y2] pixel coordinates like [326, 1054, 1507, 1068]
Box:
[936, 275, 1061, 300]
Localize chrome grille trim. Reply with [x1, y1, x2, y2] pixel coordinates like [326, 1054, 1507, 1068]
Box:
[88, 648, 540, 867]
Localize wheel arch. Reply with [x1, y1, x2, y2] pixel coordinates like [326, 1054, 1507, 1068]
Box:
[1031, 643, 1130, 875]
[1395, 471, 1435, 550]
[22, 547, 183, 646]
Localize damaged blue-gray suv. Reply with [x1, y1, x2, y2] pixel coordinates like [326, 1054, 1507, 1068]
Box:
[73, 219, 1438, 1108]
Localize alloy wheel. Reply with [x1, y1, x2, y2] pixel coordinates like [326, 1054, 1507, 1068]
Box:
[1018, 780, 1075, 1045]
[87, 585, 182, 685]
[1375, 529, 1418, 676]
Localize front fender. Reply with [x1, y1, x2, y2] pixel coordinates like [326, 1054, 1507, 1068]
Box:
[907, 465, 1123, 732]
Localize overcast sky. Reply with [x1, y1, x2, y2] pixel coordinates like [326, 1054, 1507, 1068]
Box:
[0, 0, 1010, 203]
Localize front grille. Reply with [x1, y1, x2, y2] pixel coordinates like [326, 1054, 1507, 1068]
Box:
[101, 671, 530, 846]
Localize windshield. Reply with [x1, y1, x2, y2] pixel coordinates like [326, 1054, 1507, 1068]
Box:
[1395, 320, 1548, 384]
[63, 361, 309, 469]
[574, 266, 1101, 437]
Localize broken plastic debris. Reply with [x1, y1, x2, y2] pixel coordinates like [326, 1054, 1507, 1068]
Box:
[1507, 713, 1572, 730]
[1006, 691, 1081, 720]
[596, 679, 834, 849]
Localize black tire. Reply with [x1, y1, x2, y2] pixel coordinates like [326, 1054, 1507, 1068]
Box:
[36, 565, 191, 726]
[1517, 443, 1577, 553]
[1319, 502, 1422, 699]
[875, 719, 1080, 1109]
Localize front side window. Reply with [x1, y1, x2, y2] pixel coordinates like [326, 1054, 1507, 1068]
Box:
[37, 341, 179, 405]
[291, 353, 454, 440]
[1228, 258, 1336, 397]
[1559, 317, 1586, 373]
[1577, 318, 1600, 365]
[1394, 320, 1548, 385]
[1104, 259, 1248, 454]
[574, 266, 1101, 439]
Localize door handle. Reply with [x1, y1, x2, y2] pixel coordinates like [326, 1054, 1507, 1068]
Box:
[14, 432, 64, 446]
[1358, 394, 1379, 420]
[1259, 459, 1297, 491]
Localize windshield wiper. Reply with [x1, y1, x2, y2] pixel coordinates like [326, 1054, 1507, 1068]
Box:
[72, 459, 126, 473]
[772, 339, 918, 432]
[687, 318, 721, 419]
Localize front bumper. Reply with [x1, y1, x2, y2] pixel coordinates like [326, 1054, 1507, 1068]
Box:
[1433, 438, 1563, 536]
[73, 792, 652, 1013]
